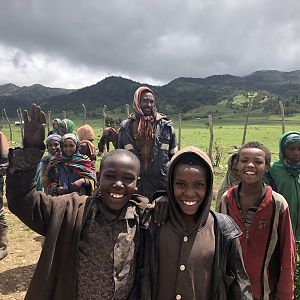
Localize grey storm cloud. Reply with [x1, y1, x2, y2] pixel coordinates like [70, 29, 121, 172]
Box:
[0, 0, 300, 87]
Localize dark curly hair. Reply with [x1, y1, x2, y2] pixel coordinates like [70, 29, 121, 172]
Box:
[237, 141, 271, 167]
[99, 149, 140, 174]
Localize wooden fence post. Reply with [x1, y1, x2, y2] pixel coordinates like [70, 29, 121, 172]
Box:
[103, 105, 107, 130]
[47, 109, 51, 134]
[17, 107, 24, 143]
[82, 103, 87, 125]
[63, 111, 67, 119]
[178, 113, 182, 150]
[208, 115, 213, 161]
[3, 109, 12, 142]
[278, 101, 285, 134]
[242, 92, 256, 145]
[125, 104, 130, 118]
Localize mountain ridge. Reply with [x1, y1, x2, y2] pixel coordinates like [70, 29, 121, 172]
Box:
[1, 69, 300, 116]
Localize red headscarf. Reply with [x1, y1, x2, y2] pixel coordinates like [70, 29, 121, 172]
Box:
[133, 86, 157, 139]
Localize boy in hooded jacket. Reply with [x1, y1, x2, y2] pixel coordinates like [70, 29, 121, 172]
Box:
[138, 146, 252, 300]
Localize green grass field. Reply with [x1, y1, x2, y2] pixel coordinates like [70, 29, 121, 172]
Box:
[3, 113, 300, 296]
[3, 115, 300, 187]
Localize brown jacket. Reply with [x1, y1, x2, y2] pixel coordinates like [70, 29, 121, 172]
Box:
[6, 147, 144, 300]
[138, 146, 253, 300]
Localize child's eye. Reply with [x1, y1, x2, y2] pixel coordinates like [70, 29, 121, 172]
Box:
[174, 181, 185, 187]
[195, 182, 205, 188]
[104, 174, 115, 180]
[123, 176, 135, 182]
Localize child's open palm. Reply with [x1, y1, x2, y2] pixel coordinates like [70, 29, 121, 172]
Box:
[22, 104, 46, 148]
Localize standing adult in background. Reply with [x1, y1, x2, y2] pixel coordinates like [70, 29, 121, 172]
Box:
[0, 131, 9, 260]
[118, 86, 177, 201]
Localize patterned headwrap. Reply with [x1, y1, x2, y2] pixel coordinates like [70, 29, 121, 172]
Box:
[46, 133, 62, 145]
[61, 133, 81, 154]
[60, 119, 76, 135]
[284, 133, 300, 148]
[283, 132, 300, 175]
[47, 133, 96, 195]
[77, 124, 94, 141]
[52, 118, 62, 134]
[133, 86, 157, 139]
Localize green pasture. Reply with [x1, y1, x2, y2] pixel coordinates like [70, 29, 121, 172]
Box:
[3, 116, 300, 188]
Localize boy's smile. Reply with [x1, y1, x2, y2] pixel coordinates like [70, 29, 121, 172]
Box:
[238, 148, 268, 184]
[99, 155, 139, 212]
[172, 164, 207, 216]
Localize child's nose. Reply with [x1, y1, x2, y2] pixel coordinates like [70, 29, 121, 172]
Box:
[113, 181, 124, 188]
[247, 162, 255, 167]
[185, 187, 195, 198]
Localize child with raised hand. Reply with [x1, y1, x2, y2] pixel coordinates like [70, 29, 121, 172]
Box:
[139, 146, 252, 300]
[219, 141, 295, 300]
[6, 104, 165, 300]
[46, 133, 96, 196]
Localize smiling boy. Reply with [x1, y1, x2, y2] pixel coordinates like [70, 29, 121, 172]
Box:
[219, 141, 295, 300]
[139, 146, 252, 300]
[6, 104, 150, 300]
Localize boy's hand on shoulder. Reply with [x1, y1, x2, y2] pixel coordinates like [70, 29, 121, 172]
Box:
[22, 103, 46, 148]
[153, 196, 169, 226]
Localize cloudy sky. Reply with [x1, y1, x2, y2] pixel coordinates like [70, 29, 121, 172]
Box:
[0, 0, 299, 89]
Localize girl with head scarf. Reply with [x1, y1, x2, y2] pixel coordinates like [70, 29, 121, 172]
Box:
[264, 130, 300, 242]
[76, 124, 96, 172]
[46, 133, 96, 196]
[59, 119, 76, 135]
[35, 133, 62, 192]
[216, 152, 240, 210]
[48, 118, 63, 135]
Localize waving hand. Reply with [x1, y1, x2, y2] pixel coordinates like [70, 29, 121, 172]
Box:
[22, 104, 46, 148]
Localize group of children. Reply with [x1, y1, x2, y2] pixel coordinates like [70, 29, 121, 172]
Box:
[5, 103, 300, 299]
[35, 118, 97, 197]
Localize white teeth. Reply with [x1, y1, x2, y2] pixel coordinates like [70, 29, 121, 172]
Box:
[183, 201, 197, 206]
[245, 171, 255, 175]
[110, 193, 124, 199]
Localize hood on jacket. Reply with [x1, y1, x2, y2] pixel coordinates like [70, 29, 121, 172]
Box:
[278, 130, 300, 163]
[167, 146, 214, 232]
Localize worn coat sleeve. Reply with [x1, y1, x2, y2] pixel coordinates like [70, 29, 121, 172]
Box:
[227, 238, 253, 300]
[7, 148, 67, 236]
[276, 206, 295, 299]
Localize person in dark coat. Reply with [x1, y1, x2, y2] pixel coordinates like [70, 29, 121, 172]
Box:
[118, 86, 177, 201]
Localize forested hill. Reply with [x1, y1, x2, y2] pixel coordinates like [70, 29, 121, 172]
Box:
[1, 70, 300, 116]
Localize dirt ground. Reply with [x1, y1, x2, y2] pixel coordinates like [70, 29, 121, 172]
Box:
[0, 201, 41, 300]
